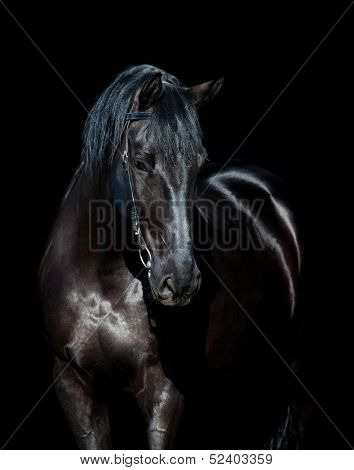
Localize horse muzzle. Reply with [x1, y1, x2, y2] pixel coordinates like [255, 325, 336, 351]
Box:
[149, 264, 201, 307]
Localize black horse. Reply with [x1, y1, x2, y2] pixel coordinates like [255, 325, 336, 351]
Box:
[40, 64, 301, 449]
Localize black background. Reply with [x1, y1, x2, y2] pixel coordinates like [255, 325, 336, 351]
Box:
[0, 2, 353, 449]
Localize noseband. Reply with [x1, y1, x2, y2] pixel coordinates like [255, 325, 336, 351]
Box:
[122, 111, 153, 273]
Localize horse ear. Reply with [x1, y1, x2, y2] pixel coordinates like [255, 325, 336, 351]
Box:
[138, 72, 163, 110]
[188, 78, 224, 107]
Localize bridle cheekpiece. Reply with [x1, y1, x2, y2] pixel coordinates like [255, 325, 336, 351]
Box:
[122, 111, 153, 273]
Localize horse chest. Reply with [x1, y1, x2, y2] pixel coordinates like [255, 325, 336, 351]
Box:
[99, 305, 158, 369]
[67, 283, 159, 374]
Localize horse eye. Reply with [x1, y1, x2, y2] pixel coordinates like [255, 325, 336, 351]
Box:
[134, 159, 148, 172]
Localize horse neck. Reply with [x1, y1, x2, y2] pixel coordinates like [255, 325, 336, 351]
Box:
[56, 168, 115, 250]
[40, 165, 131, 291]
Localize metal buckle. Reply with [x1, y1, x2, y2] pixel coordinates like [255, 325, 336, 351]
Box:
[122, 150, 129, 171]
[139, 245, 152, 270]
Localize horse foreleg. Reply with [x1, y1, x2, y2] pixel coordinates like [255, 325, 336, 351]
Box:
[53, 357, 111, 449]
[133, 364, 184, 449]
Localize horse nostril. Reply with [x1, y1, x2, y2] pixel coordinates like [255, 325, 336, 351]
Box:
[196, 272, 201, 289]
[158, 276, 176, 300]
[165, 277, 176, 294]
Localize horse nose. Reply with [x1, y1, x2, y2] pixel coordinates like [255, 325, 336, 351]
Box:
[156, 267, 201, 303]
[157, 275, 176, 301]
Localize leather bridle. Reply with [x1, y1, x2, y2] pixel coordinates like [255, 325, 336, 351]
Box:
[121, 111, 153, 273]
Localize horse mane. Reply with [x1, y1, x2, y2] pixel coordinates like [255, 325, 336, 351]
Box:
[81, 64, 203, 177]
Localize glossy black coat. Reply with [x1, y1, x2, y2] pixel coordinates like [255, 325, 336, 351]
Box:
[40, 67, 301, 449]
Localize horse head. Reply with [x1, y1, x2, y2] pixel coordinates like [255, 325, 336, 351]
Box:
[85, 65, 223, 306]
